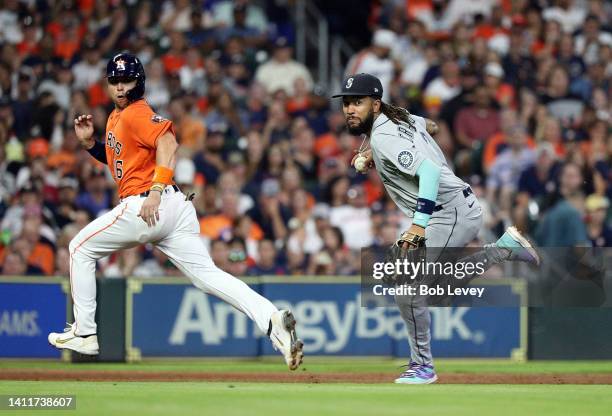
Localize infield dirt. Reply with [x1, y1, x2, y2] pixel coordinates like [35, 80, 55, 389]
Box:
[2, 369, 612, 384]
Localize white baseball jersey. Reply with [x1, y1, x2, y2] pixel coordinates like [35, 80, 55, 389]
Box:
[370, 112, 468, 217]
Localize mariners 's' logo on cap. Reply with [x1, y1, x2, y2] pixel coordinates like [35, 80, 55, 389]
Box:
[115, 58, 126, 71]
[346, 77, 353, 89]
[398, 150, 414, 169]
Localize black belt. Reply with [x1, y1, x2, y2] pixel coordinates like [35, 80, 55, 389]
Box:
[434, 187, 473, 212]
[139, 184, 180, 198]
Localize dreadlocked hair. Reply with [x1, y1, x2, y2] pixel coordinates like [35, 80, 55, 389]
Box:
[380, 102, 412, 125]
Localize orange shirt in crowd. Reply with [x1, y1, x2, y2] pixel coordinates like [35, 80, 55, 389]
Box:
[363, 180, 384, 206]
[0, 243, 54, 276]
[47, 151, 78, 176]
[16, 41, 40, 57]
[176, 116, 206, 151]
[286, 97, 311, 114]
[28, 243, 55, 276]
[314, 133, 340, 158]
[199, 215, 264, 240]
[88, 82, 111, 108]
[161, 54, 186, 74]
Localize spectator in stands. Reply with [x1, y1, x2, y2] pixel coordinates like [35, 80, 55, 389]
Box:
[262, 99, 291, 144]
[213, 0, 268, 35]
[12, 72, 36, 139]
[160, 0, 194, 33]
[1, 250, 30, 275]
[536, 162, 590, 246]
[541, 65, 584, 122]
[329, 184, 373, 250]
[255, 36, 313, 97]
[247, 178, 291, 242]
[161, 31, 187, 75]
[210, 239, 230, 273]
[145, 59, 171, 110]
[178, 47, 207, 96]
[72, 41, 104, 90]
[345, 29, 396, 102]
[543, 0, 587, 34]
[483, 62, 515, 109]
[54, 247, 70, 277]
[514, 143, 561, 231]
[585, 195, 612, 247]
[53, 176, 80, 229]
[75, 168, 111, 218]
[216, 2, 267, 48]
[248, 239, 287, 276]
[168, 98, 206, 155]
[455, 85, 501, 150]
[424, 60, 461, 116]
[226, 237, 249, 277]
[487, 125, 536, 215]
[38, 61, 73, 111]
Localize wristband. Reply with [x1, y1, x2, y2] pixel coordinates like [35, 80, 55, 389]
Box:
[150, 184, 165, 194]
[414, 198, 435, 228]
[152, 166, 173, 185]
[416, 198, 436, 215]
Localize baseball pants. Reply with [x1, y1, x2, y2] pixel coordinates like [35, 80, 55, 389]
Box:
[68, 187, 278, 336]
[395, 190, 483, 365]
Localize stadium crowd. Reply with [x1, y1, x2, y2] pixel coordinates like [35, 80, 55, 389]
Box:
[0, 0, 610, 278]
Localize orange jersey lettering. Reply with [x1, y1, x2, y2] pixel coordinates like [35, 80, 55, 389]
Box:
[104, 100, 175, 198]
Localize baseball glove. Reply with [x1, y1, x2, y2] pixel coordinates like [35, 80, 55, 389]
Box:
[382, 230, 426, 286]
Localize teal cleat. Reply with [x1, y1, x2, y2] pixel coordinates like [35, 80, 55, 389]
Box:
[496, 226, 540, 266]
[394, 362, 438, 385]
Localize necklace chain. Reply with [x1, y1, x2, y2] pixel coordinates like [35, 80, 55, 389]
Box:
[357, 134, 370, 155]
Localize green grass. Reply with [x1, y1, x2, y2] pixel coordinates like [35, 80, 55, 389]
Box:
[1, 382, 611, 416]
[3, 358, 612, 374]
[2, 360, 612, 415]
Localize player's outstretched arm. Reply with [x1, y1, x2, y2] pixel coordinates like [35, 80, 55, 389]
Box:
[402, 159, 442, 242]
[74, 114, 107, 164]
[138, 131, 178, 227]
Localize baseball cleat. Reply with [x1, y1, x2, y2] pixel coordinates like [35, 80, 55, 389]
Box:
[269, 310, 304, 371]
[48, 323, 99, 355]
[496, 226, 540, 266]
[395, 362, 438, 385]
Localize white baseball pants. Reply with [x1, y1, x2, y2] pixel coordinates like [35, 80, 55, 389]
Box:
[68, 187, 278, 336]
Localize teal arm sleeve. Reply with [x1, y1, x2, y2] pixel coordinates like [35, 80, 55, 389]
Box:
[413, 159, 441, 228]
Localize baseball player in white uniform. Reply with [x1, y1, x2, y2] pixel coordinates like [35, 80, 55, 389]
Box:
[333, 73, 539, 384]
[48, 53, 304, 370]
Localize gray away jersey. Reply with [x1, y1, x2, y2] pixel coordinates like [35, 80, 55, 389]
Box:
[370, 112, 467, 217]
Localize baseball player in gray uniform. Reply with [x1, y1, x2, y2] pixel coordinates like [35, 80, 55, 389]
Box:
[333, 73, 540, 384]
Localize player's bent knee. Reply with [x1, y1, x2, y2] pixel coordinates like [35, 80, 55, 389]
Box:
[68, 235, 98, 260]
[68, 237, 79, 255]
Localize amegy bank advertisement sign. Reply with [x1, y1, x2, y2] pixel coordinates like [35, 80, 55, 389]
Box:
[128, 278, 523, 358]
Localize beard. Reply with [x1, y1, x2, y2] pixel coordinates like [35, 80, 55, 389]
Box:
[347, 110, 375, 136]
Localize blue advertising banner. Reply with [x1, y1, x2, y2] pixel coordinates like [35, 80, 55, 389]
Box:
[127, 278, 526, 359]
[129, 280, 260, 357]
[0, 278, 67, 358]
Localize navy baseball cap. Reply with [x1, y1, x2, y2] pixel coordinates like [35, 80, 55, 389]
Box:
[332, 73, 383, 99]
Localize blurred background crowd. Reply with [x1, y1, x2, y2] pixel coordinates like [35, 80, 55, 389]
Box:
[0, 0, 610, 278]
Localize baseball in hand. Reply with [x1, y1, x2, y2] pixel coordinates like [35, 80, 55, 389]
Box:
[354, 155, 368, 172]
